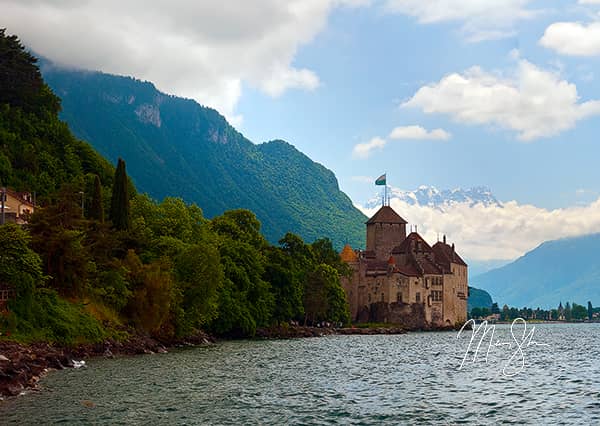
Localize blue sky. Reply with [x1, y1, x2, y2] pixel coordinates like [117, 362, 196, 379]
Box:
[234, 1, 600, 209]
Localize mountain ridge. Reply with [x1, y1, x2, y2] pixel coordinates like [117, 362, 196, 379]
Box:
[41, 63, 366, 248]
[471, 233, 600, 308]
[365, 185, 501, 210]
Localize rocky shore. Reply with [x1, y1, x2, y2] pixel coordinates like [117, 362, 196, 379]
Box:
[0, 331, 215, 398]
[1, 324, 460, 398]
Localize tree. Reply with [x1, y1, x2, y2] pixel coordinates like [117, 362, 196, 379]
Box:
[209, 210, 273, 336]
[491, 302, 500, 314]
[28, 185, 92, 296]
[173, 242, 222, 335]
[263, 246, 304, 324]
[571, 303, 588, 321]
[588, 301, 593, 321]
[109, 158, 130, 230]
[0, 224, 44, 296]
[303, 266, 329, 325]
[122, 250, 173, 334]
[565, 302, 572, 321]
[0, 29, 60, 116]
[89, 174, 104, 222]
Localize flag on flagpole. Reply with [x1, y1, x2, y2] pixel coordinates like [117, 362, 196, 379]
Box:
[375, 173, 386, 186]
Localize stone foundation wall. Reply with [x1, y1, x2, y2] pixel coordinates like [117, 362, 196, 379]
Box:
[362, 301, 428, 330]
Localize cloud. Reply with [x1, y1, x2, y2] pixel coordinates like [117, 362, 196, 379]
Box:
[403, 59, 600, 140]
[579, 0, 600, 4]
[352, 125, 450, 158]
[1, 0, 364, 123]
[389, 125, 451, 140]
[540, 22, 600, 56]
[352, 137, 386, 158]
[383, 0, 539, 41]
[357, 195, 600, 261]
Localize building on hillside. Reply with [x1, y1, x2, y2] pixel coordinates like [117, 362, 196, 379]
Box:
[0, 282, 16, 312]
[340, 204, 468, 328]
[1, 188, 35, 224]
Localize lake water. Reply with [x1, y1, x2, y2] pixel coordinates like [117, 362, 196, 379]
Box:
[1, 323, 599, 424]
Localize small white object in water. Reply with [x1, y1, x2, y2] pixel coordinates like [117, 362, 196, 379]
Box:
[73, 360, 86, 369]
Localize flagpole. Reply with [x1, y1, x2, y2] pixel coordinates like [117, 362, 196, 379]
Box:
[384, 172, 387, 206]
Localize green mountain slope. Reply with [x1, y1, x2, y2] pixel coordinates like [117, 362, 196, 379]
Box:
[0, 34, 113, 197]
[468, 287, 493, 312]
[471, 233, 600, 308]
[41, 65, 366, 248]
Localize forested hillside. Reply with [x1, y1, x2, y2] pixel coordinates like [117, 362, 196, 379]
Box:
[0, 30, 351, 345]
[42, 65, 366, 248]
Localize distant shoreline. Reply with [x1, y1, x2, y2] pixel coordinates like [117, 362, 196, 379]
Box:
[473, 319, 600, 325]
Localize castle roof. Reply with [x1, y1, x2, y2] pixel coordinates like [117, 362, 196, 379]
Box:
[364, 259, 390, 275]
[366, 205, 407, 225]
[432, 241, 468, 268]
[391, 232, 432, 254]
[340, 244, 358, 263]
[390, 232, 444, 276]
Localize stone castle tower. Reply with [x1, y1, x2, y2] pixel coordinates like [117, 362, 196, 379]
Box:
[340, 204, 468, 328]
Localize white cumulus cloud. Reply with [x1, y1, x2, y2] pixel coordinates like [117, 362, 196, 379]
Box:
[1, 0, 365, 123]
[352, 137, 386, 158]
[357, 196, 600, 262]
[352, 125, 450, 158]
[540, 22, 600, 56]
[403, 60, 600, 141]
[389, 125, 451, 140]
[383, 0, 539, 41]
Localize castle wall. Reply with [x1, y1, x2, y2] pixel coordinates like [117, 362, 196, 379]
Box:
[441, 264, 468, 326]
[366, 222, 406, 259]
[368, 302, 427, 329]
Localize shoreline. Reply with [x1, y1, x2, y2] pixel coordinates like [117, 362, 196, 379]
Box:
[0, 331, 215, 399]
[0, 324, 462, 399]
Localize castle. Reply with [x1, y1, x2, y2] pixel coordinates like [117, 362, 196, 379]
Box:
[340, 204, 468, 328]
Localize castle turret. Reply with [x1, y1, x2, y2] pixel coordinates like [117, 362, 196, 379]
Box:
[365, 206, 407, 260]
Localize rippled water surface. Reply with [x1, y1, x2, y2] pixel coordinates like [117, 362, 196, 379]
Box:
[2, 323, 600, 424]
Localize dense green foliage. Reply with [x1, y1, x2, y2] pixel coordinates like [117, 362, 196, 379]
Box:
[89, 174, 104, 222]
[0, 31, 351, 344]
[41, 64, 366, 249]
[470, 301, 596, 322]
[109, 158, 130, 230]
[0, 32, 113, 198]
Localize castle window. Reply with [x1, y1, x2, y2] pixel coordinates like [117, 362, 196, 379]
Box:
[368, 293, 371, 303]
[397, 292, 402, 303]
[381, 293, 385, 302]
[416, 292, 421, 303]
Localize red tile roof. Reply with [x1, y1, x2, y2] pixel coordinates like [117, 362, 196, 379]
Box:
[392, 232, 432, 254]
[432, 242, 468, 268]
[366, 206, 408, 225]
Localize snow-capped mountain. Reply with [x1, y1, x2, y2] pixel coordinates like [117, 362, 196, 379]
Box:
[365, 185, 501, 210]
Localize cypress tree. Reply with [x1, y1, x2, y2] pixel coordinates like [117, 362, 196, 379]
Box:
[109, 158, 130, 230]
[90, 174, 104, 222]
